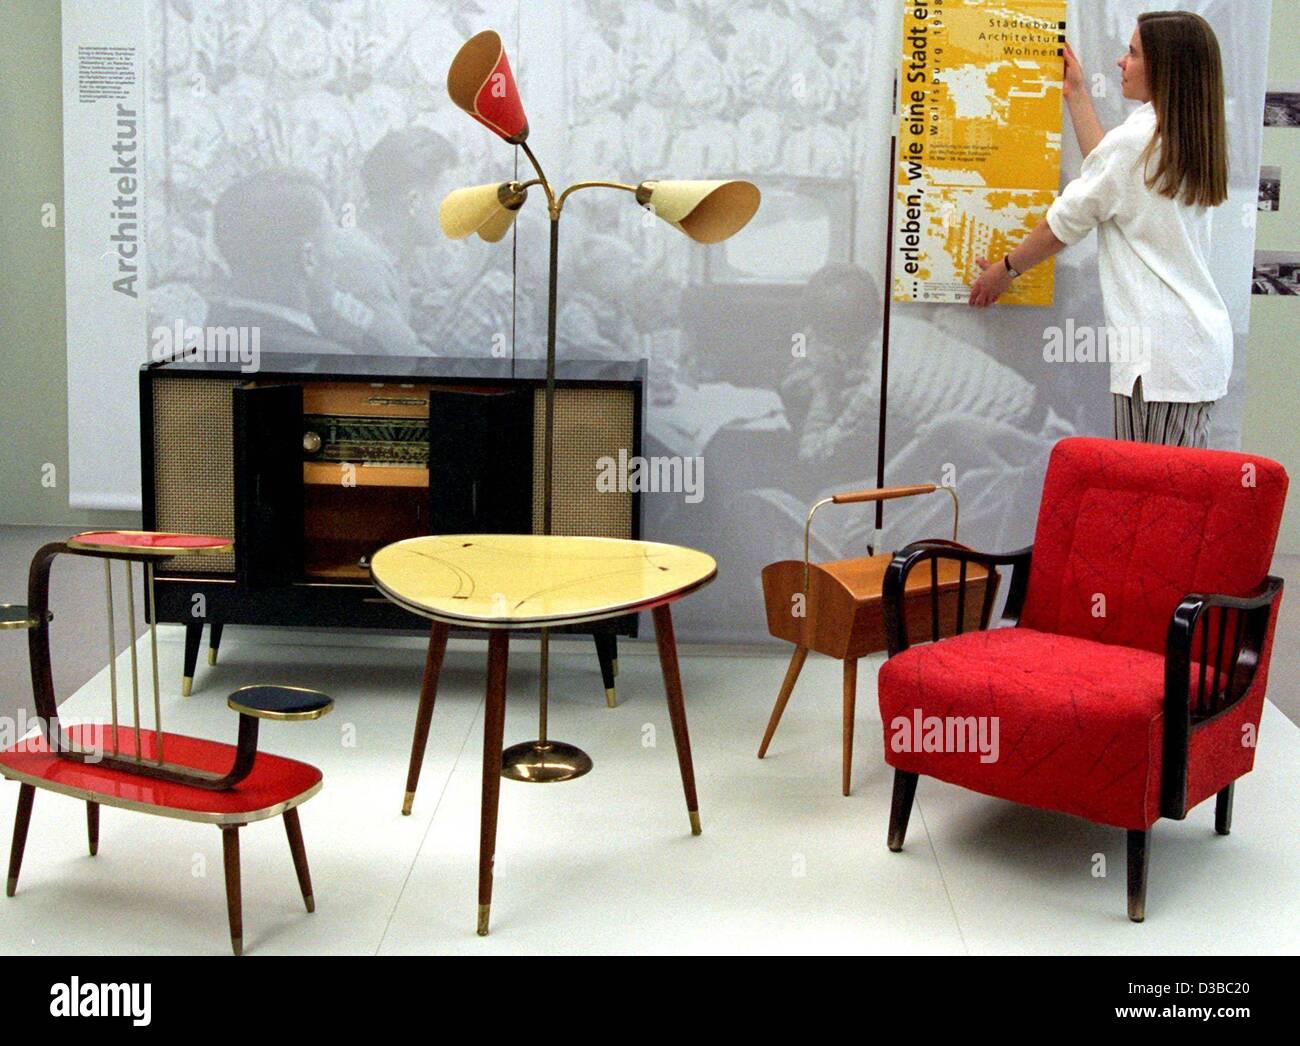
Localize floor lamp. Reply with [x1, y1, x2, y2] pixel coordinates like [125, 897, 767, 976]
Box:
[439, 29, 760, 782]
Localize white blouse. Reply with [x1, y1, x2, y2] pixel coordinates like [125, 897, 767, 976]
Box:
[1046, 102, 1233, 403]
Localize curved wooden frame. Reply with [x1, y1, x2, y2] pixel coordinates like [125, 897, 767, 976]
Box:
[26, 542, 321, 791]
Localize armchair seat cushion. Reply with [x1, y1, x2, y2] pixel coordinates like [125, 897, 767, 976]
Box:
[878, 627, 1171, 829]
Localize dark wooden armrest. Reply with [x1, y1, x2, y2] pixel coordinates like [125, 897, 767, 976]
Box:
[1161, 576, 1283, 818]
[883, 542, 1033, 656]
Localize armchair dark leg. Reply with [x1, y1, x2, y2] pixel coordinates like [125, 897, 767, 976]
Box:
[6, 784, 35, 896]
[1215, 783, 1234, 836]
[887, 770, 919, 852]
[86, 801, 99, 856]
[594, 631, 617, 708]
[1127, 829, 1150, 923]
[182, 622, 203, 697]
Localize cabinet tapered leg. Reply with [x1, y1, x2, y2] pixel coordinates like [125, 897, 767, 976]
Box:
[221, 825, 243, 955]
[86, 801, 99, 856]
[403, 622, 450, 816]
[283, 807, 315, 913]
[757, 644, 808, 759]
[208, 623, 224, 666]
[652, 604, 701, 836]
[594, 631, 617, 708]
[477, 631, 509, 936]
[6, 784, 35, 896]
[182, 623, 202, 697]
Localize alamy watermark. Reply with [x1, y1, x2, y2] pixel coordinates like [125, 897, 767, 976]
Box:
[1043, 320, 1152, 366]
[0, 711, 105, 762]
[889, 710, 1000, 764]
[150, 321, 260, 372]
[596, 449, 704, 504]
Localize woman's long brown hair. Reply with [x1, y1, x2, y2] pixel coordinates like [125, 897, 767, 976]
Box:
[1137, 11, 1229, 207]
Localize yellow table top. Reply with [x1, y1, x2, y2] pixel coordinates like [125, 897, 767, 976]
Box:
[370, 535, 717, 628]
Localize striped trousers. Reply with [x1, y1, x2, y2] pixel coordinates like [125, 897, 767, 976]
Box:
[1113, 377, 1214, 449]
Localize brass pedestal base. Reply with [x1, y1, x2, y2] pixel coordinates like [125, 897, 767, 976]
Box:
[500, 740, 592, 783]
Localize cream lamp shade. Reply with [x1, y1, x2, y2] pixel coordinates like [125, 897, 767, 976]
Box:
[635, 180, 761, 244]
[446, 29, 529, 144]
[439, 183, 528, 243]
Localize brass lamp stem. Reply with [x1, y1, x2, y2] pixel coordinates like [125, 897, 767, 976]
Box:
[556, 180, 638, 213]
[519, 141, 556, 212]
[504, 142, 636, 779]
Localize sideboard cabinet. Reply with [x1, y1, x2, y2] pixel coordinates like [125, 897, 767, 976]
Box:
[139, 354, 644, 696]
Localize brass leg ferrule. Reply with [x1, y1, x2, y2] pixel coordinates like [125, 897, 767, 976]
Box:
[181, 676, 193, 698]
[604, 686, 617, 709]
[304, 894, 315, 914]
[230, 935, 243, 956]
[401, 791, 415, 816]
[6, 876, 16, 897]
[207, 648, 217, 666]
[689, 810, 701, 836]
[477, 903, 491, 936]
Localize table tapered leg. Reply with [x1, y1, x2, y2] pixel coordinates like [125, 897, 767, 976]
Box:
[477, 630, 509, 936]
[403, 622, 450, 816]
[652, 604, 701, 835]
[283, 807, 315, 913]
[221, 825, 243, 955]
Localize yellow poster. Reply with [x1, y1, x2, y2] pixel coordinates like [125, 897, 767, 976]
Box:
[894, 0, 1067, 305]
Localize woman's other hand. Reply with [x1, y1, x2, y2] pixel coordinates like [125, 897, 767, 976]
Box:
[968, 257, 1014, 308]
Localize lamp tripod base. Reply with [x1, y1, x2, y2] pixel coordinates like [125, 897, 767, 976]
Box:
[500, 739, 592, 783]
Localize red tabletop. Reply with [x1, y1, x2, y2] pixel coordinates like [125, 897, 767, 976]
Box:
[0, 725, 321, 824]
[67, 531, 233, 556]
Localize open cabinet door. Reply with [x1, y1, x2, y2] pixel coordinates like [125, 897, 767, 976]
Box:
[428, 386, 533, 534]
[233, 383, 304, 588]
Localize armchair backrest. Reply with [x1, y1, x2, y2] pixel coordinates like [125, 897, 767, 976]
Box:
[1019, 438, 1289, 655]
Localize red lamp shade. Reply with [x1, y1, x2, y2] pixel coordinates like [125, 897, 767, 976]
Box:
[446, 29, 529, 144]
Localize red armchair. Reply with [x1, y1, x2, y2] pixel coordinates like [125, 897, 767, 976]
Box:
[877, 438, 1288, 920]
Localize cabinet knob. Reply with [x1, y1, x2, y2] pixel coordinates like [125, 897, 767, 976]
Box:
[302, 430, 322, 454]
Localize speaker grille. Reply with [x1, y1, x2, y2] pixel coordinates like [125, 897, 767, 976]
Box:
[532, 387, 635, 538]
[151, 375, 240, 573]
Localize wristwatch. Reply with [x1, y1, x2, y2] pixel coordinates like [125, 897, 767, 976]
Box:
[1003, 255, 1022, 279]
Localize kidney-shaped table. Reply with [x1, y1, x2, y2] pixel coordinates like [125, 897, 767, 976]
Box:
[370, 534, 717, 935]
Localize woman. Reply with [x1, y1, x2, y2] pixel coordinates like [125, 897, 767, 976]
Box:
[968, 11, 1232, 449]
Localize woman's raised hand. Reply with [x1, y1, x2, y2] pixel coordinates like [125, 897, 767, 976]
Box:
[1063, 41, 1086, 100]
